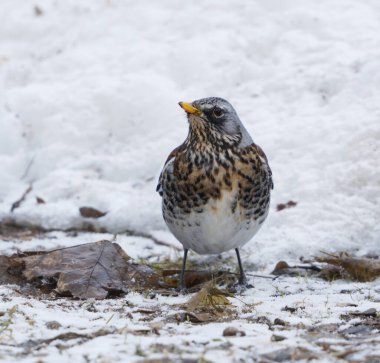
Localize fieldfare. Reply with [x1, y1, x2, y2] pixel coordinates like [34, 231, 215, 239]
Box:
[157, 97, 273, 290]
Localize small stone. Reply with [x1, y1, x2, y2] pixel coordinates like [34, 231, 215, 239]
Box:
[271, 334, 287, 342]
[253, 316, 272, 326]
[358, 308, 377, 317]
[274, 318, 286, 326]
[261, 348, 292, 362]
[342, 324, 371, 335]
[45, 321, 61, 330]
[223, 326, 246, 337]
[281, 306, 297, 313]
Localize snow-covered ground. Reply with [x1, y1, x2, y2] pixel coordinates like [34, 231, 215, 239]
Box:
[0, 231, 379, 363]
[0, 0, 379, 264]
[0, 0, 379, 362]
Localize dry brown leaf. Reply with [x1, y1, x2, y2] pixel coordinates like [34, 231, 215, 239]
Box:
[223, 326, 246, 337]
[1, 240, 163, 299]
[316, 254, 380, 282]
[276, 200, 297, 212]
[22, 241, 161, 298]
[0, 256, 24, 285]
[79, 207, 107, 219]
[36, 197, 46, 204]
[34, 6, 43, 16]
[0, 221, 44, 241]
[186, 281, 232, 313]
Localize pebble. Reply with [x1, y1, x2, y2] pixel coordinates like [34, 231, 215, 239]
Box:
[223, 326, 246, 337]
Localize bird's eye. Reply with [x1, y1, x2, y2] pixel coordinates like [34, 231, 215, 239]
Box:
[212, 107, 224, 118]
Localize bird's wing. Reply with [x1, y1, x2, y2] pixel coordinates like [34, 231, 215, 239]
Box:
[251, 143, 274, 190]
[156, 144, 185, 196]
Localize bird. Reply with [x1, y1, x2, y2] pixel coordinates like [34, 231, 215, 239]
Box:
[156, 97, 273, 290]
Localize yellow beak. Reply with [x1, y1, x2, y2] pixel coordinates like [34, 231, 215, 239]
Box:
[178, 102, 201, 115]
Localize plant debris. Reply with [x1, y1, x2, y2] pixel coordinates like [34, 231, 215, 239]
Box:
[0, 221, 45, 241]
[271, 260, 321, 277]
[34, 6, 43, 16]
[186, 281, 232, 313]
[10, 185, 33, 212]
[0, 240, 242, 299]
[223, 327, 246, 337]
[36, 196, 46, 204]
[276, 200, 297, 212]
[79, 207, 107, 219]
[0, 240, 162, 299]
[272, 254, 380, 283]
[316, 253, 380, 282]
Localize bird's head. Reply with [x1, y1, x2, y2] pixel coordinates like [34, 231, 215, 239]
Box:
[179, 97, 252, 149]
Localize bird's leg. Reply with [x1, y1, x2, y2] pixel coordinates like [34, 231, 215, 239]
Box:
[235, 248, 247, 285]
[179, 248, 188, 292]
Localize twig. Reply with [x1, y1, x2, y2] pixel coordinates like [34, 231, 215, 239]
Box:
[20, 157, 35, 180]
[246, 273, 278, 280]
[124, 229, 181, 251]
[10, 185, 33, 212]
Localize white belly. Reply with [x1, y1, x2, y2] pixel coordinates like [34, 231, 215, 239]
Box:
[165, 190, 266, 255]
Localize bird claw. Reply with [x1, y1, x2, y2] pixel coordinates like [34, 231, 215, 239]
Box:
[176, 286, 189, 294]
[231, 276, 254, 293]
[238, 276, 247, 286]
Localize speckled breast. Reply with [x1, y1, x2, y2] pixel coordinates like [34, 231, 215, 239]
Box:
[161, 145, 272, 254]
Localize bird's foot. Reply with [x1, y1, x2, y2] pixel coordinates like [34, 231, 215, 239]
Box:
[231, 283, 253, 294]
[229, 276, 254, 293]
[176, 286, 189, 294]
[176, 280, 189, 294]
[238, 274, 247, 286]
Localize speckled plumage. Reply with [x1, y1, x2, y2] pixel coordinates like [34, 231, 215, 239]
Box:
[157, 97, 273, 288]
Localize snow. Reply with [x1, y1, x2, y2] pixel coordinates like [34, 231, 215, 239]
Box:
[0, 0, 379, 264]
[0, 0, 380, 361]
[0, 230, 379, 363]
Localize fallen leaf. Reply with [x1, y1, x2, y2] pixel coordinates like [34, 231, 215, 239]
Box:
[34, 6, 43, 16]
[316, 254, 380, 282]
[0, 221, 45, 241]
[276, 200, 297, 212]
[223, 326, 246, 337]
[79, 207, 107, 219]
[186, 281, 232, 313]
[0, 256, 24, 285]
[36, 197, 46, 204]
[1, 240, 162, 299]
